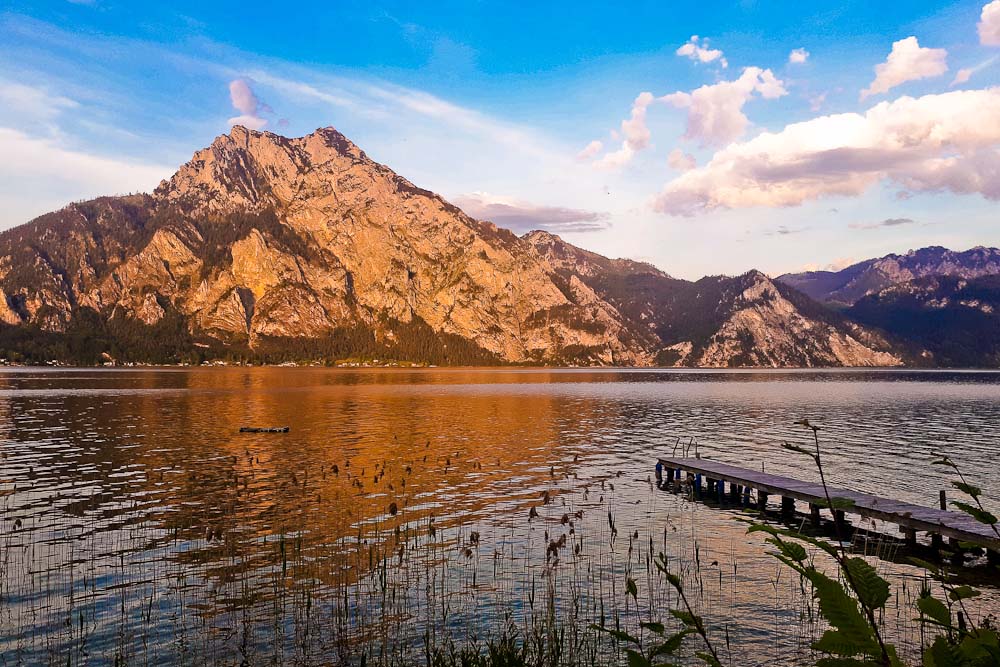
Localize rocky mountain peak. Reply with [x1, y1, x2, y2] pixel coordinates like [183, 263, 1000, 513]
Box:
[154, 125, 371, 212]
[0, 126, 922, 368]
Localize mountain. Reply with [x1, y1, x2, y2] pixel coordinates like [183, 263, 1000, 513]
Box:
[0, 126, 904, 367]
[778, 246, 1000, 306]
[848, 275, 1000, 367]
[526, 231, 902, 367]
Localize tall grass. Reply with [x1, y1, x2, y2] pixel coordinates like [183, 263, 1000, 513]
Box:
[1, 434, 995, 667]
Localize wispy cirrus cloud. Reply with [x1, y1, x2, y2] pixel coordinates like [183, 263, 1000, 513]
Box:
[452, 191, 610, 233]
[951, 55, 998, 86]
[848, 217, 915, 230]
[765, 224, 810, 236]
[0, 127, 171, 224]
[0, 79, 78, 123]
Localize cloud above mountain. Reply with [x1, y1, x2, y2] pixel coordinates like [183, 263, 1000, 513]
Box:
[980, 0, 1000, 45]
[228, 78, 271, 130]
[860, 37, 947, 99]
[676, 35, 727, 68]
[662, 66, 787, 147]
[588, 66, 787, 168]
[452, 192, 610, 233]
[653, 88, 1000, 215]
[848, 217, 915, 230]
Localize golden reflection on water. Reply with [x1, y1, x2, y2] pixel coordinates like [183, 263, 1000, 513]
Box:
[1, 368, 999, 666]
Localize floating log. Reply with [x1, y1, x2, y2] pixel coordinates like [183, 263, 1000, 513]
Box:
[239, 426, 290, 433]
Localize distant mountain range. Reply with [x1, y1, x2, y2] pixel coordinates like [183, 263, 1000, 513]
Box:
[0, 126, 995, 367]
[777, 247, 1000, 307]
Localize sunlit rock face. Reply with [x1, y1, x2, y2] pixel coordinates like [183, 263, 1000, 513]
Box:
[0, 127, 654, 364]
[523, 233, 904, 368]
[0, 126, 906, 366]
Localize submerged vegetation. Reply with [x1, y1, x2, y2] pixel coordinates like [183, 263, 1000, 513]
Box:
[1, 420, 998, 667]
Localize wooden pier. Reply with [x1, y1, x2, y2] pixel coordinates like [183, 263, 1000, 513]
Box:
[657, 457, 1000, 556]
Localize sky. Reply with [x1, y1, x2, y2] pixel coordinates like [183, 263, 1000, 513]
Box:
[1, 1, 1000, 279]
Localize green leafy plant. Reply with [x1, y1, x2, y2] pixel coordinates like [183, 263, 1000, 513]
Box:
[750, 419, 900, 667]
[911, 455, 1000, 667]
[591, 554, 722, 667]
[750, 422, 999, 667]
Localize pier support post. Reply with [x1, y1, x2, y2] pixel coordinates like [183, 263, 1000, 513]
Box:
[833, 510, 847, 536]
[730, 484, 741, 504]
[931, 491, 946, 549]
[810, 503, 821, 527]
[742, 486, 751, 507]
[903, 528, 917, 548]
[694, 474, 702, 498]
[988, 549, 999, 567]
[757, 491, 769, 512]
[781, 496, 795, 518]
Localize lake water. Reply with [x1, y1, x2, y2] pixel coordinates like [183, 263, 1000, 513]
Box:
[1, 368, 999, 666]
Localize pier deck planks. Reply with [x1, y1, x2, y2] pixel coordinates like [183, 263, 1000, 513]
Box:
[658, 457, 1000, 551]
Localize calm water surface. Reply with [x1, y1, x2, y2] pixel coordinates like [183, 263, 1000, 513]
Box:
[1, 368, 999, 666]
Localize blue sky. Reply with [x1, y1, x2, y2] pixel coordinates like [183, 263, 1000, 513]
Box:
[1, 1, 999, 278]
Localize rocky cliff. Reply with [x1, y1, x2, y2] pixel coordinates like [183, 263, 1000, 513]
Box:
[848, 275, 1000, 367]
[0, 126, 906, 367]
[525, 231, 903, 368]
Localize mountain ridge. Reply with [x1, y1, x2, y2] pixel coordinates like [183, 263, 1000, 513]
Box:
[0, 125, 925, 367]
[778, 246, 1000, 306]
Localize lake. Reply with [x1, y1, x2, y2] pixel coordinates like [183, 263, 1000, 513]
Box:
[1, 368, 998, 666]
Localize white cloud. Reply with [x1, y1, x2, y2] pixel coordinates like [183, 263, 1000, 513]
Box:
[621, 91, 654, 151]
[661, 67, 787, 147]
[590, 92, 655, 169]
[789, 257, 856, 273]
[0, 127, 172, 226]
[980, 1, 1000, 45]
[789, 48, 809, 64]
[860, 36, 947, 100]
[676, 35, 727, 68]
[228, 78, 269, 129]
[952, 68, 974, 86]
[576, 139, 603, 161]
[667, 148, 696, 171]
[653, 88, 1000, 216]
[593, 143, 636, 170]
[950, 56, 998, 86]
[826, 257, 857, 271]
[452, 191, 610, 233]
